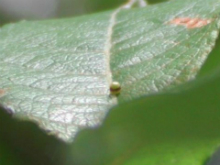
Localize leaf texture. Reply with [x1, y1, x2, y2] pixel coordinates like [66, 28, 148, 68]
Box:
[0, 0, 220, 141]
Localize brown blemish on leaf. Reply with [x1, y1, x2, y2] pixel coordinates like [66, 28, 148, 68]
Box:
[168, 17, 212, 29]
[0, 89, 7, 97]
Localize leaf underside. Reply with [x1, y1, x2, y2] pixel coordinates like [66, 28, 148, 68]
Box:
[0, 0, 220, 141]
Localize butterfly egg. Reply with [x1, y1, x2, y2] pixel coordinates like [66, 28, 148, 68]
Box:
[110, 81, 121, 95]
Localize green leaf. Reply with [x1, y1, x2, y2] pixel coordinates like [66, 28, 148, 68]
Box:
[71, 68, 220, 165]
[0, 0, 220, 142]
[0, 107, 67, 165]
[0, 142, 23, 165]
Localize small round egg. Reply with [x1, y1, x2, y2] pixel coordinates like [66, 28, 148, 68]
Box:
[110, 81, 121, 95]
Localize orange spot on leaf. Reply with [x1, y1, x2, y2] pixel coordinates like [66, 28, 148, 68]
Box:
[168, 17, 212, 29]
[0, 89, 7, 97]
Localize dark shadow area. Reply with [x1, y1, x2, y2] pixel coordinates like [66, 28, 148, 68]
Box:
[0, 108, 69, 165]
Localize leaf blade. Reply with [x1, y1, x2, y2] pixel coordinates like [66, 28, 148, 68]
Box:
[111, 0, 220, 101]
[0, 0, 220, 141]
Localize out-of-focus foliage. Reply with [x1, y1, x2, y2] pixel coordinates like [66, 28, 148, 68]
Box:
[0, 108, 67, 165]
[199, 37, 220, 76]
[58, 0, 168, 17]
[0, 0, 168, 24]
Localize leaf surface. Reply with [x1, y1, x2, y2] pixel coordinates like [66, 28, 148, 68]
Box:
[71, 69, 220, 165]
[0, 0, 220, 141]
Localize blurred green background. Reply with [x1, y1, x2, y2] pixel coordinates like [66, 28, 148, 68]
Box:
[0, 0, 168, 25]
